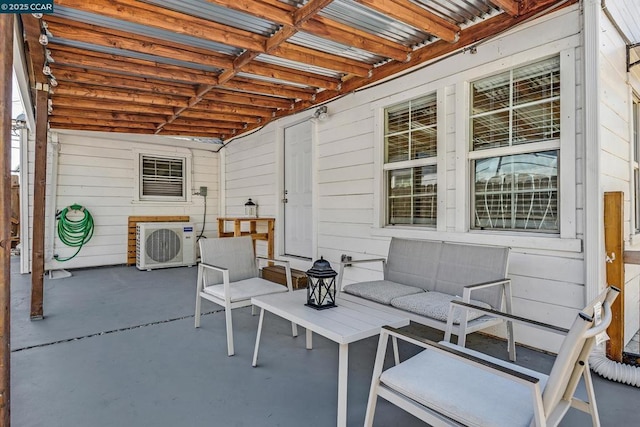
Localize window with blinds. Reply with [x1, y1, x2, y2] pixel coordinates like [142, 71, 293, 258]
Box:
[384, 93, 437, 226]
[470, 56, 560, 232]
[140, 155, 186, 200]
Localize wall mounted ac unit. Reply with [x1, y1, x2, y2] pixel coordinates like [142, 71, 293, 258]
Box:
[136, 222, 196, 270]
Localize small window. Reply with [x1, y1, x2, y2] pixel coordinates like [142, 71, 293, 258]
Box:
[470, 56, 560, 232]
[384, 94, 437, 226]
[139, 154, 186, 201]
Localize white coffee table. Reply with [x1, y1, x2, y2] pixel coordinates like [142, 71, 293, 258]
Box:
[251, 290, 409, 427]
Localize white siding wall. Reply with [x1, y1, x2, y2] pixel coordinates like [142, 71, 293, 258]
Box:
[222, 6, 586, 352]
[600, 11, 640, 345]
[26, 131, 219, 271]
[223, 6, 640, 351]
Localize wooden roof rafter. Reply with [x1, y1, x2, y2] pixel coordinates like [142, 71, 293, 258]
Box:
[20, 0, 574, 141]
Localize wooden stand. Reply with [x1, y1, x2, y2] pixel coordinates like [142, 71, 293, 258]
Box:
[217, 217, 275, 259]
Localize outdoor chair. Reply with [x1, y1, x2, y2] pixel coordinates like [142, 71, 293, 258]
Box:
[195, 236, 297, 356]
[364, 286, 619, 427]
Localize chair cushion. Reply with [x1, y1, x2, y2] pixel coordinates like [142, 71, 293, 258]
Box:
[390, 291, 491, 324]
[203, 277, 287, 303]
[343, 280, 424, 305]
[380, 342, 548, 427]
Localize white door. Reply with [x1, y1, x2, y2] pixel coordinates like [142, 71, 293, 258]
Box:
[284, 121, 312, 259]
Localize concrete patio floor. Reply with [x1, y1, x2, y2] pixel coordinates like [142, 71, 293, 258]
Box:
[9, 256, 640, 426]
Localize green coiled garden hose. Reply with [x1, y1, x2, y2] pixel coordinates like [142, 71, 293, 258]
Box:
[55, 204, 94, 262]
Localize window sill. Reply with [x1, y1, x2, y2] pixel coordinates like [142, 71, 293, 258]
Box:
[628, 233, 640, 248]
[371, 226, 582, 253]
[131, 200, 193, 206]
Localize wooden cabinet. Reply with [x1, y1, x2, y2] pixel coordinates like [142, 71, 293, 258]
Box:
[217, 217, 275, 259]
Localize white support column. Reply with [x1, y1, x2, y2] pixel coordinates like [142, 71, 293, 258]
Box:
[584, 0, 604, 304]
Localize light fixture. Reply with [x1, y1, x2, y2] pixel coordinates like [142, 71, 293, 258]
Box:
[313, 105, 329, 121]
[42, 21, 52, 36]
[42, 62, 52, 76]
[38, 32, 48, 46]
[45, 49, 55, 63]
[49, 76, 58, 87]
[305, 257, 337, 310]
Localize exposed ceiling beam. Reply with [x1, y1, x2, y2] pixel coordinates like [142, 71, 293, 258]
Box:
[49, 47, 219, 85]
[52, 66, 197, 97]
[45, 17, 233, 70]
[53, 83, 190, 108]
[489, 0, 521, 16]
[49, 107, 167, 124]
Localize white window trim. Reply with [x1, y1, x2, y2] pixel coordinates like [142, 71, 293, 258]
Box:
[372, 49, 580, 252]
[373, 88, 446, 230]
[458, 49, 576, 240]
[630, 93, 640, 245]
[132, 147, 193, 204]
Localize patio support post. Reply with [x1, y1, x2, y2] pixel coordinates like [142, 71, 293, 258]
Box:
[0, 13, 14, 426]
[604, 192, 625, 362]
[30, 84, 48, 320]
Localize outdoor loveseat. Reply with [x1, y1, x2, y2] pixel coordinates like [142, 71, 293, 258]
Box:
[338, 237, 516, 360]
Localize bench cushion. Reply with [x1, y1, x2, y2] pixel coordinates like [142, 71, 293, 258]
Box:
[390, 291, 491, 324]
[343, 280, 424, 305]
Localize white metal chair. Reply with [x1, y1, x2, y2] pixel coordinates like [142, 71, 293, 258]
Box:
[364, 286, 620, 427]
[194, 236, 297, 356]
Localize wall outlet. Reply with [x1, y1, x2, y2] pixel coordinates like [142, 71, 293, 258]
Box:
[199, 186, 208, 197]
[341, 254, 352, 267]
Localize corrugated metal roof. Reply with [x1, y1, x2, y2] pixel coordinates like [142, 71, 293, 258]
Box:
[414, 0, 498, 24]
[54, 5, 244, 56]
[235, 72, 313, 89]
[289, 32, 386, 65]
[255, 55, 344, 79]
[319, 1, 432, 47]
[140, 0, 280, 36]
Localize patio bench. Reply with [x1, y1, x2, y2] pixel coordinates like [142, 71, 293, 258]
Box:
[337, 237, 516, 360]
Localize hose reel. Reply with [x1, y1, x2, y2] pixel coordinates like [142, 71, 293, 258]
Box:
[55, 203, 94, 262]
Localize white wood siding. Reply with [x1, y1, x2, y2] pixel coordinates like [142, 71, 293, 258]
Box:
[600, 11, 640, 345]
[221, 6, 640, 351]
[26, 132, 219, 271]
[221, 6, 586, 352]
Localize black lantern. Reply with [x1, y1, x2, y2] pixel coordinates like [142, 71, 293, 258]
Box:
[305, 257, 337, 309]
[244, 198, 257, 217]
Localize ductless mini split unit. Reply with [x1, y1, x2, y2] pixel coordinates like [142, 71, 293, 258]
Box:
[136, 222, 196, 270]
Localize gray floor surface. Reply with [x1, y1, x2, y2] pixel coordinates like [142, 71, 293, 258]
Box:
[9, 256, 640, 426]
